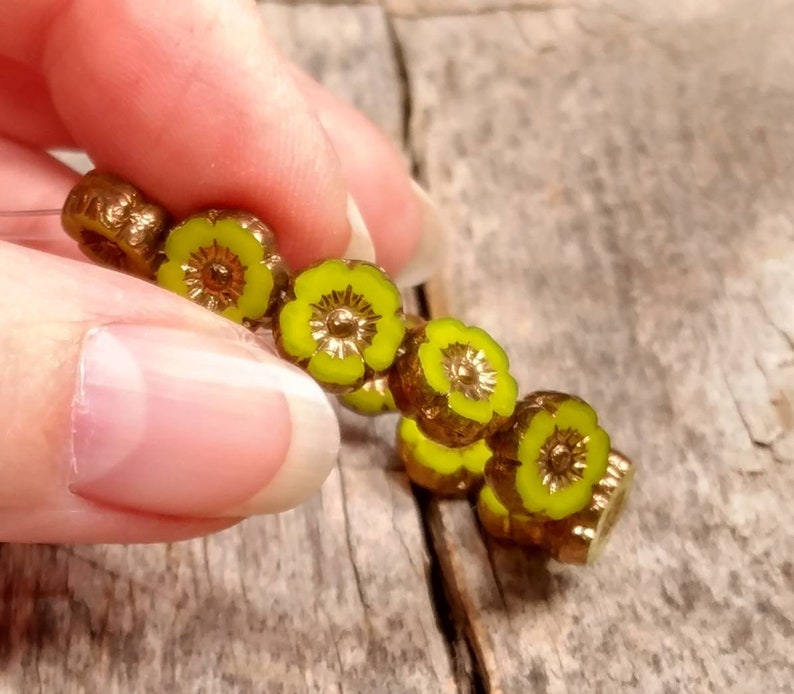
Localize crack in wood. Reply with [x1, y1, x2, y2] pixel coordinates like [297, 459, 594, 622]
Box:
[382, 8, 488, 692]
[415, 492, 486, 694]
[264, 1, 562, 21]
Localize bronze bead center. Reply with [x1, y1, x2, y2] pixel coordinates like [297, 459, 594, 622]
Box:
[80, 229, 126, 266]
[202, 261, 231, 291]
[441, 342, 498, 401]
[326, 307, 358, 338]
[454, 362, 479, 386]
[550, 443, 574, 473]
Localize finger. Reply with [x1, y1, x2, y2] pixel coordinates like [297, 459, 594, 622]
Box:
[0, 241, 339, 543]
[2, 0, 367, 268]
[0, 3, 442, 282]
[0, 138, 81, 258]
[289, 67, 443, 284]
[0, 55, 72, 148]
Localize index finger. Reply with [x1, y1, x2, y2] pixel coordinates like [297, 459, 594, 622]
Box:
[2, 0, 360, 267]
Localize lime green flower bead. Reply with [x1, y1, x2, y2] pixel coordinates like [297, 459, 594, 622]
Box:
[156, 210, 288, 327]
[477, 483, 553, 548]
[390, 318, 519, 447]
[339, 376, 397, 415]
[479, 484, 509, 518]
[486, 391, 611, 521]
[397, 418, 491, 495]
[275, 259, 406, 393]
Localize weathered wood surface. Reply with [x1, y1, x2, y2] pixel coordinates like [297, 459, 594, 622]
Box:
[2, 1, 794, 692]
[399, 1, 794, 691]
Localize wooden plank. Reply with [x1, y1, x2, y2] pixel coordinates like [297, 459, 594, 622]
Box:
[395, 2, 794, 691]
[0, 5, 457, 694]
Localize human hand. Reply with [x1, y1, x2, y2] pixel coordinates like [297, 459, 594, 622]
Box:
[0, 0, 441, 543]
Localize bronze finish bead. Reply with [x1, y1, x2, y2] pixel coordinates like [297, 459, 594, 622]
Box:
[544, 450, 635, 565]
[201, 209, 290, 328]
[61, 170, 169, 278]
[476, 486, 549, 546]
[397, 437, 485, 497]
[389, 321, 518, 448]
[484, 390, 595, 519]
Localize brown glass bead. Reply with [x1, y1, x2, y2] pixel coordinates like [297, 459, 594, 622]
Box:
[476, 485, 550, 546]
[484, 390, 612, 521]
[61, 170, 169, 278]
[397, 418, 489, 496]
[388, 318, 518, 448]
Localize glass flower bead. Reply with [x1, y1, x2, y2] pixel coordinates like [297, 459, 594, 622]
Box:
[543, 449, 635, 564]
[156, 210, 289, 329]
[274, 259, 406, 393]
[485, 391, 611, 521]
[61, 170, 170, 278]
[397, 417, 491, 496]
[475, 484, 549, 547]
[339, 375, 397, 415]
[389, 318, 518, 447]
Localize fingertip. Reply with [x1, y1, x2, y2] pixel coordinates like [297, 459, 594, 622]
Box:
[69, 326, 340, 519]
[38, 0, 351, 268]
[224, 356, 340, 515]
[292, 66, 443, 281]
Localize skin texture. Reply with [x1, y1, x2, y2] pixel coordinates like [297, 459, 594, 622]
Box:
[0, 0, 425, 542]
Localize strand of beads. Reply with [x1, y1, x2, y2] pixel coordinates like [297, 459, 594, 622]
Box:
[61, 171, 635, 565]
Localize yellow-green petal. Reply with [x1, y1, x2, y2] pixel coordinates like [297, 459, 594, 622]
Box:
[418, 342, 450, 395]
[516, 410, 557, 466]
[293, 259, 351, 304]
[219, 304, 245, 324]
[400, 417, 423, 446]
[480, 485, 509, 517]
[363, 313, 405, 371]
[156, 261, 188, 297]
[490, 371, 519, 417]
[213, 220, 265, 264]
[448, 391, 493, 423]
[461, 440, 492, 474]
[347, 263, 402, 316]
[163, 218, 216, 262]
[583, 428, 610, 483]
[236, 264, 274, 320]
[340, 381, 396, 414]
[425, 318, 467, 351]
[542, 482, 596, 520]
[554, 399, 599, 434]
[401, 418, 491, 476]
[465, 326, 511, 373]
[278, 302, 316, 359]
[308, 352, 364, 386]
[515, 464, 552, 515]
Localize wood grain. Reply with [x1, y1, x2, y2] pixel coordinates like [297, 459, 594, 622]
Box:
[2, 1, 794, 692]
[396, 1, 794, 691]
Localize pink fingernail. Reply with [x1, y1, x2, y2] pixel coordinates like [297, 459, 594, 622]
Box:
[69, 325, 339, 518]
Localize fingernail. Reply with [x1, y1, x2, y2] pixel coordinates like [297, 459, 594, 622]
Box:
[48, 148, 94, 174]
[69, 325, 339, 518]
[343, 194, 376, 263]
[394, 180, 446, 287]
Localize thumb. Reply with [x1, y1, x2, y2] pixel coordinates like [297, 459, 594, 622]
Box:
[0, 241, 339, 543]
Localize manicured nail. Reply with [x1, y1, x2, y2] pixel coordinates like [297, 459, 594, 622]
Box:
[48, 148, 94, 174]
[394, 180, 445, 287]
[69, 325, 339, 518]
[343, 193, 377, 263]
